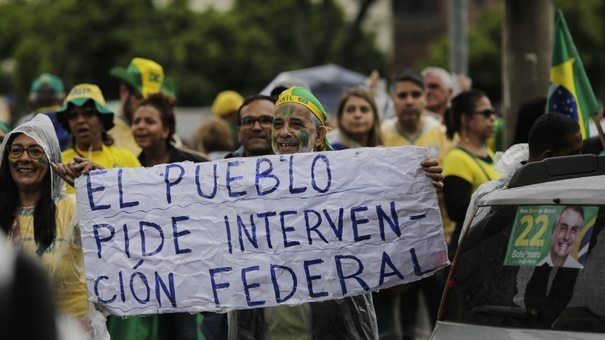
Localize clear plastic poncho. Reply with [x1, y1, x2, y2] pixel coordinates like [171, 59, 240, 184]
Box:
[1, 114, 108, 339]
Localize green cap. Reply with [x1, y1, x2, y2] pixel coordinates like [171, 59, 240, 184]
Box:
[56, 84, 115, 131]
[110, 57, 175, 98]
[30, 73, 64, 95]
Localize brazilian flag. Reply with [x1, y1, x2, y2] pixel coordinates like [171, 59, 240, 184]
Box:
[547, 9, 599, 139]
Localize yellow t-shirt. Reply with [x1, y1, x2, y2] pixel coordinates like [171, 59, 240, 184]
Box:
[443, 147, 502, 194]
[381, 116, 456, 243]
[108, 116, 142, 156]
[62, 144, 141, 194]
[381, 117, 453, 163]
[16, 195, 88, 318]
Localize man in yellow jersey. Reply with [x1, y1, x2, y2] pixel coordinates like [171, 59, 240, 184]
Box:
[380, 69, 453, 340]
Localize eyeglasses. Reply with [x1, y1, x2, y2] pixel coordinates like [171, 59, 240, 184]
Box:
[8, 144, 45, 159]
[474, 108, 496, 118]
[396, 91, 422, 99]
[241, 116, 273, 128]
[66, 108, 97, 121]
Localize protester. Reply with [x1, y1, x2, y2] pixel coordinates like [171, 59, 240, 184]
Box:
[381, 69, 453, 340]
[195, 116, 234, 161]
[211, 90, 244, 150]
[197, 94, 278, 339]
[54, 92, 207, 340]
[16, 73, 70, 151]
[421, 67, 453, 122]
[134, 92, 208, 166]
[229, 86, 444, 339]
[381, 69, 452, 172]
[229, 86, 378, 339]
[56, 84, 140, 194]
[0, 114, 106, 337]
[130, 91, 208, 339]
[460, 112, 583, 242]
[327, 86, 383, 150]
[109, 57, 177, 155]
[443, 90, 501, 255]
[226, 94, 276, 158]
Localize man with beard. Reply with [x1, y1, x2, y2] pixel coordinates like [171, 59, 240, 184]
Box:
[109, 57, 176, 155]
[229, 87, 444, 339]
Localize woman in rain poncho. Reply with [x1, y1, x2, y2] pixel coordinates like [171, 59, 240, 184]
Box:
[0, 114, 105, 338]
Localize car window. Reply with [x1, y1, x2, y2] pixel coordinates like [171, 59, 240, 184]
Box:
[441, 204, 605, 333]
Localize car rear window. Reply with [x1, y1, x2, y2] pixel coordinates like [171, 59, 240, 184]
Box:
[441, 204, 605, 333]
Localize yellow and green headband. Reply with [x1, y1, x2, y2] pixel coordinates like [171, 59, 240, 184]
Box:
[276, 86, 333, 151]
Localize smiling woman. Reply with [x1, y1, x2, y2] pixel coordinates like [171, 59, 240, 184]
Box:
[134, 92, 208, 166]
[0, 114, 107, 337]
[56, 84, 141, 194]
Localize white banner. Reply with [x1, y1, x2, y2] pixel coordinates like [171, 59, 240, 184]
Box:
[76, 146, 449, 316]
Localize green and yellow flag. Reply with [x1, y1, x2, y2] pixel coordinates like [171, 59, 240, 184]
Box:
[547, 9, 599, 139]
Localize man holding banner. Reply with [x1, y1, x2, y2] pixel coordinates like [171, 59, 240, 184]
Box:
[228, 87, 445, 339]
[66, 85, 448, 340]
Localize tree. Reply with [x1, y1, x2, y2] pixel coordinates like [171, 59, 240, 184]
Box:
[418, 0, 605, 104]
[0, 0, 387, 118]
[416, 3, 503, 103]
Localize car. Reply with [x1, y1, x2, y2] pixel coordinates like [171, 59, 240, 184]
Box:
[430, 154, 605, 339]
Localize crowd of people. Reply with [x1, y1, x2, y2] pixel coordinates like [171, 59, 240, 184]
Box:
[0, 56, 597, 340]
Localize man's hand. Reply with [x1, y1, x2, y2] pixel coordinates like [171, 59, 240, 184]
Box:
[421, 158, 444, 191]
[50, 156, 105, 188]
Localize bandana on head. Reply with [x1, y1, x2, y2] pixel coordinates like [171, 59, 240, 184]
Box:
[276, 86, 333, 151]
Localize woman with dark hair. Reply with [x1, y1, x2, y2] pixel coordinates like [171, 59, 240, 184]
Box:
[99, 91, 207, 340]
[443, 90, 502, 255]
[57, 83, 141, 193]
[0, 114, 105, 337]
[133, 92, 207, 166]
[327, 87, 383, 150]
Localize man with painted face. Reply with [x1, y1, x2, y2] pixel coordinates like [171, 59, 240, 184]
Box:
[229, 87, 444, 339]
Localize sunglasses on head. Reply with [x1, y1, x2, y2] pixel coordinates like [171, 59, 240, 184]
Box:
[474, 108, 496, 118]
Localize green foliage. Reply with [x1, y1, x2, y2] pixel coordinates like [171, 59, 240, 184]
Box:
[417, 3, 503, 103]
[419, 0, 605, 103]
[0, 0, 386, 114]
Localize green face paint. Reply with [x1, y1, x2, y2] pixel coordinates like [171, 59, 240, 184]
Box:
[271, 129, 277, 151]
[299, 130, 309, 148]
[276, 105, 296, 117]
[37, 158, 48, 165]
